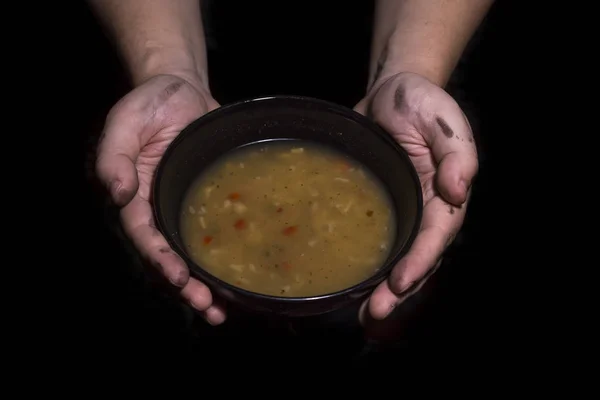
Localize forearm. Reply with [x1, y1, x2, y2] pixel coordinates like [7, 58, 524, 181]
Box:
[368, 0, 494, 88]
[88, 0, 208, 88]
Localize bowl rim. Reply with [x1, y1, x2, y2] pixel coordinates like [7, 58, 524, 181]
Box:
[153, 95, 423, 304]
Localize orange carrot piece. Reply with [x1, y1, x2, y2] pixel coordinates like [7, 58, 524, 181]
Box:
[203, 235, 213, 245]
[228, 192, 241, 200]
[282, 226, 298, 236]
[234, 219, 247, 230]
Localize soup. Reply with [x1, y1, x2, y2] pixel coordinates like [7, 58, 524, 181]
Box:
[180, 140, 395, 297]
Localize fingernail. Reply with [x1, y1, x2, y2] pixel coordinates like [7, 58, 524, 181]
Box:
[459, 179, 470, 193]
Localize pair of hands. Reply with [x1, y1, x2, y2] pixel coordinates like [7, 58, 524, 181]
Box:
[96, 72, 477, 326]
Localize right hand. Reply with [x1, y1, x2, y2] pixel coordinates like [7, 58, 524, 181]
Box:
[95, 73, 226, 325]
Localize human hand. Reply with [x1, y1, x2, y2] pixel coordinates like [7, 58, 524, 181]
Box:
[95, 74, 226, 325]
[354, 72, 478, 322]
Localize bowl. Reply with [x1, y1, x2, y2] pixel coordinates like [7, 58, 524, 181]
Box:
[153, 96, 422, 318]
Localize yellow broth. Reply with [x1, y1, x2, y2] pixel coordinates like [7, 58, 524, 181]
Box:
[180, 141, 395, 297]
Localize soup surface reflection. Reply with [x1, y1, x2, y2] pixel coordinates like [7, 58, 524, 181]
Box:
[180, 140, 395, 297]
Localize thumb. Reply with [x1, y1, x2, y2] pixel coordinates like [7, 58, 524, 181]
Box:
[95, 109, 141, 206]
[426, 103, 478, 206]
[436, 150, 475, 205]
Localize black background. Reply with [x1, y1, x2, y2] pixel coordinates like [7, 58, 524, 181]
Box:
[76, 0, 516, 367]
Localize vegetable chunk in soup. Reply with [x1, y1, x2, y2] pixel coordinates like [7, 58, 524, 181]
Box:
[180, 140, 395, 297]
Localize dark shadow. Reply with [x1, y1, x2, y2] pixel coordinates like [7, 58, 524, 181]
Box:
[74, 0, 515, 365]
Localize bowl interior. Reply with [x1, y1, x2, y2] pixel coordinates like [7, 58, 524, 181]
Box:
[154, 96, 422, 298]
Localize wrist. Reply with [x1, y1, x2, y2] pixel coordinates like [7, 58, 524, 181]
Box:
[369, 58, 448, 96]
[368, 36, 455, 92]
[378, 62, 446, 89]
[130, 44, 210, 92]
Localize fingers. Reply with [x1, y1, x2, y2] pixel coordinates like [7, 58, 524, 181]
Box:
[180, 277, 213, 312]
[181, 278, 228, 325]
[390, 196, 465, 293]
[367, 195, 466, 320]
[121, 195, 190, 287]
[95, 108, 142, 206]
[201, 298, 227, 326]
[366, 280, 399, 320]
[180, 279, 227, 325]
[366, 257, 442, 321]
[121, 195, 228, 325]
[423, 95, 478, 206]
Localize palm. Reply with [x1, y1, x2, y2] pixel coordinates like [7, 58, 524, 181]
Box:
[387, 124, 438, 207]
[131, 77, 216, 203]
[376, 106, 454, 285]
[355, 72, 477, 321]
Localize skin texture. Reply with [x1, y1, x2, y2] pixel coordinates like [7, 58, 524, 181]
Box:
[355, 72, 477, 323]
[356, 0, 494, 326]
[367, 0, 495, 89]
[89, 0, 225, 325]
[96, 74, 224, 324]
[90, 0, 493, 327]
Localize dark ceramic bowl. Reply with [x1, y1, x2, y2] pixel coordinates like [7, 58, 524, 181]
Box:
[153, 96, 422, 318]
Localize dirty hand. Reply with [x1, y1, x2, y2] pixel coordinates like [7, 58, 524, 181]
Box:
[95, 73, 226, 325]
[354, 72, 478, 322]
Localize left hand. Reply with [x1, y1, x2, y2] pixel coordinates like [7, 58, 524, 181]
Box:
[354, 72, 478, 322]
